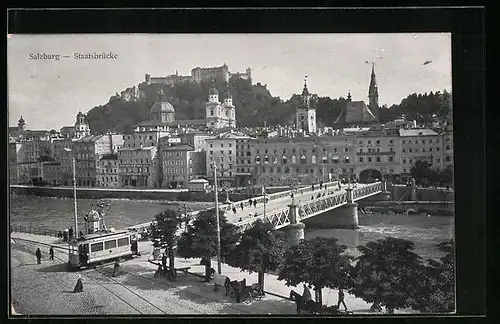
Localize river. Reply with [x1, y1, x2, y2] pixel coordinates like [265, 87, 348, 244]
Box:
[9, 194, 454, 260]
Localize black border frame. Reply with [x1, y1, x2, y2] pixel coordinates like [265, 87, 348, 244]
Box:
[4, 6, 487, 323]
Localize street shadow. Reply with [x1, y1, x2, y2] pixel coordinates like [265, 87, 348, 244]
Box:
[37, 262, 70, 273]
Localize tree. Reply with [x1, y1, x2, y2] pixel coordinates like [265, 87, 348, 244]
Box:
[278, 237, 353, 305]
[348, 237, 426, 313]
[225, 219, 285, 291]
[410, 240, 455, 313]
[149, 209, 182, 280]
[176, 209, 240, 281]
[410, 159, 438, 186]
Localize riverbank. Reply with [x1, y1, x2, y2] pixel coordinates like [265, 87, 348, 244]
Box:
[9, 185, 286, 202]
[364, 201, 454, 216]
[10, 232, 417, 315]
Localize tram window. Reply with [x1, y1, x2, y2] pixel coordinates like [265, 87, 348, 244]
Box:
[105, 240, 117, 249]
[91, 242, 103, 252]
[117, 237, 129, 247]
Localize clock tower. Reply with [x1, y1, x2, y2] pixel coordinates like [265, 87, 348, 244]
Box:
[295, 76, 317, 134]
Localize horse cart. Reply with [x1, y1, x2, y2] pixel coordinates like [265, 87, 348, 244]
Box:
[233, 283, 265, 304]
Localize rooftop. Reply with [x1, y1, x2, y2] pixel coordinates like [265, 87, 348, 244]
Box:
[399, 129, 439, 137]
[76, 135, 104, 143]
[100, 154, 118, 160]
[162, 144, 195, 151]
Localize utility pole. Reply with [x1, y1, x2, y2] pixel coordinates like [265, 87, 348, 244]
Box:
[213, 162, 222, 274]
[72, 156, 78, 238]
[263, 185, 267, 219]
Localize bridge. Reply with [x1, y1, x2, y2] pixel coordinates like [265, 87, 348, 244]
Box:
[128, 180, 386, 238]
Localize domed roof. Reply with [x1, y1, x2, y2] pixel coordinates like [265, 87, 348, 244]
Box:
[224, 85, 232, 99]
[151, 101, 175, 113]
[209, 86, 219, 96]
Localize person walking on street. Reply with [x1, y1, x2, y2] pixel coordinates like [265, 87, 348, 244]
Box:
[232, 206, 237, 214]
[49, 247, 54, 261]
[248, 199, 253, 207]
[302, 283, 312, 303]
[73, 274, 83, 293]
[112, 259, 120, 277]
[240, 202, 244, 211]
[35, 248, 42, 264]
[69, 227, 73, 240]
[253, 200, 257, 208]
[337, 289, 348, 311]
[161, 253, 167, 274]
[154, 264, 163, 278]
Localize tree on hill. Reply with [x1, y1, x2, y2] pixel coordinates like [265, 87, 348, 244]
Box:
[176, 209, 240, 282]
[348, 237, 426, 314]
[225, 219, 285, 291]
[409, 240, 455, 313]
[278, 237, 353, 305]
[149, 209, 183, 280]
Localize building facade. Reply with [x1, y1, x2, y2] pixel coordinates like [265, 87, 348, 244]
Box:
[159, 144, 206, 189]
[205, 83, 236, 129]
[97, 154, 120, 188]
[118, 146, 157, 188]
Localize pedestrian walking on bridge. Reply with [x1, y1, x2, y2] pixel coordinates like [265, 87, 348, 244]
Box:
[35, 248, 42, 264]
[232, 206, 237, 214]
[253, 200, 257, 208]
[68, 227, 74, 241]
[49, 247, 54, 261]
[240, 202, 244, 211]
[73, 274, 83, 293]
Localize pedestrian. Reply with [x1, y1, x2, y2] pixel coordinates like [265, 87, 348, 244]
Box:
[324, 184, 327, 190]
[249, 198, 253, 207]
[35, 248, 42, 264]
[49, 246, 54, 261]
[312, 184, 315, 191]
[240, 202, 244, 211]
[232, 206, 237, 214]
[253, 200, 257, 208]
[154, 264, 163, 278]
[57, 231, 62, 239]
[73, 274, 83, 293]
[112, 259, 120, 277]
[161, 253, 167, 270]
[254, 213, 258, 218]
[62, 231, 67, 242]
[338, 182, 341, 190]
[79, 231, 84, 238]
[311, 195, 314, 200]
[239, 217, 243, 222]
[69, 227, 73, 240]
[337, 289, 348, 311]
[302, 283, 312, 303]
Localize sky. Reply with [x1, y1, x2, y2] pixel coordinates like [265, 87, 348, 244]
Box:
[8, 33, 451, 130]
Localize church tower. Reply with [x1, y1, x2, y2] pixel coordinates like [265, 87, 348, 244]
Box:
[368, 63, 379, 121]
[206, 79, 222, 129]
[295, 77, 317, 134]
[74, 111, 91, 139]
[223, 84, 236, 128]
[18, 116, 26, 133]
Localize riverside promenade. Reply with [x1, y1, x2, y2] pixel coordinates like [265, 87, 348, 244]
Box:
[10, 232, 417, 315]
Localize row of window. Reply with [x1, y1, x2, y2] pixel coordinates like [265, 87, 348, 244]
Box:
[235, 151, 252, 157]
[359, 156, 394, 163]
[120, 167, 150, 173]
[164, 168, 193, 174]
[97, 168, 118, 174]
[256, 147, 350, 154]
[236, 167, 252, 172]
[402, 138, 440, 144]
[209, 156, 232, 162]
[403, 147, 440, 153]
[98, 176, 118, 183]
[359, 148, 394, 153]
[255, 155, 351, 164]
[358, 139, 394, 145]
[163, 160, 192, 165]
[90, 237, 129, 252]
[257, 166, 357, 175]
[119, 159, 150, 164]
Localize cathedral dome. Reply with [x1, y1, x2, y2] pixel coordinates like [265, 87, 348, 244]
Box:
[151, 101, 175, 113]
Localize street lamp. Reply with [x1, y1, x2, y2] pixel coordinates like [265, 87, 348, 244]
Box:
[64, 148, 78, 239]
[212, 161, 222, 274]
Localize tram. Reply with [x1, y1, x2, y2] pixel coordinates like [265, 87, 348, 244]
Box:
[67, 230, 139, 270]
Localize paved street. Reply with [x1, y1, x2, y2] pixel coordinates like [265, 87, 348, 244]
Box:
[10, 233, 417, 315]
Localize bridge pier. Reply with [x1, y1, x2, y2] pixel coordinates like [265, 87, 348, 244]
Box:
[379, 180, 392, 201]
[284, 202, 305, 249]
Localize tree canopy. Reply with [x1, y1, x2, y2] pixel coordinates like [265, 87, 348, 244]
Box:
[84, 75, 452, 133]
[278, 237, 353, 305]
[348, 237, 426, 313]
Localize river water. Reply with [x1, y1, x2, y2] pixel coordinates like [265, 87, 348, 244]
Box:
[9, 194, 454, 260]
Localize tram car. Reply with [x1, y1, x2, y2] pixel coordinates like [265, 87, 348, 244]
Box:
[67, 230, 139, 270]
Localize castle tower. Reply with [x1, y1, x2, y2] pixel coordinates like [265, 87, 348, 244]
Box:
[295, 76, 317, 134]
[246, 67, 252, 83]
[18, 116, 26, 132]
[347, 90, 352, 102]
[368, 63, 379, 121]
[75, 111, 91, 139]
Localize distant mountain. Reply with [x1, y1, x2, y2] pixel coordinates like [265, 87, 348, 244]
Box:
[85, 77, 452, 134]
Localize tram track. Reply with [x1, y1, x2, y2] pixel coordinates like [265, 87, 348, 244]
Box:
[11, 237, 168, 315]
[10, 237, 254, 314]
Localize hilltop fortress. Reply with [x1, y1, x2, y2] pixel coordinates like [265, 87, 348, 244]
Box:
[145, 63, 252, 86]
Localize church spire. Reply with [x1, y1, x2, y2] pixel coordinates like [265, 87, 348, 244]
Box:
[347, 90, 352, 102]
[368, 63, 379, 121]
[301, 76, 310, 107]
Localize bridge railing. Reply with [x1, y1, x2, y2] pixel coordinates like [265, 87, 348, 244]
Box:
[10, 225, 60, 238]
[352, 182, 382, 200]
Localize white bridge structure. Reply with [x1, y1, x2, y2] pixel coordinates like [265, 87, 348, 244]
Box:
[128, 181, 386, 237]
